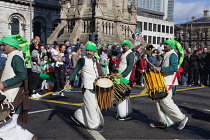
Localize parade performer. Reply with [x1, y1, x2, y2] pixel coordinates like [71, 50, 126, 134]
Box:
[0, 35, 37, 140]
[115, 40, 135, 120]
[150, 39, 188, 130]
[64, 41, 104, 132]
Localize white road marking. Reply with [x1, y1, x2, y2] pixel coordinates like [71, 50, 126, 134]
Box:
[87, 129, 106, 140]
[29, 109, 106, 139]
[28, 109, 54, 114]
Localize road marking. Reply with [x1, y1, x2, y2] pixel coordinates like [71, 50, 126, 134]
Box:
[177, 86, 207, 91]
[31, 86, 206, 106]
[87, 130, 106, 140]
[29, 109, 54, 114]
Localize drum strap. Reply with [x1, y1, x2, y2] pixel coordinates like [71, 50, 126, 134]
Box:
[13, 76, 30, 124]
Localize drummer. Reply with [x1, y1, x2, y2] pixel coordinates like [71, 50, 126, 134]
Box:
[115, 40, 135, 120]
[0, 35, 37, 140]
[150, 39, 188, 130]
[64, 41, 104, 132]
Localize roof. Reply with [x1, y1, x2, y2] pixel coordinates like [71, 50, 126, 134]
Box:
[188, 16, 210, 24]
[137, 7, 164, 16]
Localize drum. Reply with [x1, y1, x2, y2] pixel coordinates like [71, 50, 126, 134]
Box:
[113, 83, 131, 102]
[143, 71, 168, 100]
[0, 94, 15, 124]
[94, 76, 114, 110]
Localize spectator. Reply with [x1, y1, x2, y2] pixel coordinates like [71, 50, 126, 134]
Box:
[188, 50, 199, 86]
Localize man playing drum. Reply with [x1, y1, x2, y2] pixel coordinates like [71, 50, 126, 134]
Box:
[150, 39, 188, 130]
[116, 40, 135, 120]
[0, 35, 37, 140]
[64, 41, 104, 132]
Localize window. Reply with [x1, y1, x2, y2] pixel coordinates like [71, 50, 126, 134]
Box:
[157, 37, 160, 44]
[144, 22, 147, 30]
[137, 22, 142, 30]
[170, 26, 173, 34]
[149, 23, 152, 31]
[162, 25, 165, 33]
[153, 36, 156, 44]
[153, 24, 157, 32]
[33, 21, 42, 39]
[144, 35, 147, 42]
[161, 38, 165, 43]
[148, 36, 152, 44]
[158, 24, 161, 32]
[11, 18, 19, 35]
[166, 26, 169, 33]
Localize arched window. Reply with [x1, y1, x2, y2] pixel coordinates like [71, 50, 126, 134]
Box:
[11, 18, 19, 35]
[33, 21, 42, 39]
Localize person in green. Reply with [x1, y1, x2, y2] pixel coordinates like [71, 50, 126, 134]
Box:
[64, 41, 104, 132]
[115, 40, 135, 120]
[0, 35, 37, 140]
[150, 39, 188, 130]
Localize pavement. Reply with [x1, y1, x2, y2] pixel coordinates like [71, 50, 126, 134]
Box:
[21, 85, 210, 139]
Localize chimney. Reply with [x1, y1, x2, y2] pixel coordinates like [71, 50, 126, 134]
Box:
[191, 16, 196, 21]
[203, 10, 209, 17]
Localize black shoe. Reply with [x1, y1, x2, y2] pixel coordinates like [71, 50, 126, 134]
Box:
[116, 115, 131, 121]
[150, 121, 167, 129]
[71, 116, 82, 126]
[93, 126, 104, 132]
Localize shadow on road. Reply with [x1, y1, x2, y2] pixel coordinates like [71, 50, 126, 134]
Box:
[179, 105, 210, 139]
[179, 105, 210, 122]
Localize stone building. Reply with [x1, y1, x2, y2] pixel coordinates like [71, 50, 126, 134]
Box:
[175, 10, 210, 49]
[48, 0, 141, 46]
[0, 0, 60, 44]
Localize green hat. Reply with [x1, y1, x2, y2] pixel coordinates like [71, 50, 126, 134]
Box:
[85, 41, 97, 52]
[106, 43, 112, 47]
[121, 40, 131, 48]
[101, 44, 106, 47]
[164, 39, 176, 50]
[0, 35, 21, 49]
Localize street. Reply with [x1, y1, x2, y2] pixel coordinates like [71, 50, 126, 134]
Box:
[21, 85, 210, 139]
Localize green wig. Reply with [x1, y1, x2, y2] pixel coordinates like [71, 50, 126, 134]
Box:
[85, 41, 97, 52]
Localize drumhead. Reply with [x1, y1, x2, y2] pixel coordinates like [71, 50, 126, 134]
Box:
[95, 78, 113, 88]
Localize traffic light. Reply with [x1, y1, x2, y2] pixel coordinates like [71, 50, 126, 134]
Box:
[89, 33, 95, 42]
[95, 33, 98, 44]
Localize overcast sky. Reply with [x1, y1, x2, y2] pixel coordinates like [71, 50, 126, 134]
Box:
[174, 0, 210, 23]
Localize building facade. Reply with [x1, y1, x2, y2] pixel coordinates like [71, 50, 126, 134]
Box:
[128, 0, 174, 21]
[0, 0, 60, 44]
[137, 7, 174, 48]
[48, 0, 139, 46]
[175, 10, 210, 49]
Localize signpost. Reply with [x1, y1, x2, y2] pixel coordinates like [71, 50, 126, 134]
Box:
[134, 28, 141, 46]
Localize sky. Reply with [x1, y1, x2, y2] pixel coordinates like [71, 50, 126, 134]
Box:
[174, 0, 210, 23]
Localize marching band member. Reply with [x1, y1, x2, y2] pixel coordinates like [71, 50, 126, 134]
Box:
[64, 41, 104, 132]
[150, 39, 188, 130]
[0, 35, 37, 140]
[116, 40, 135, 120]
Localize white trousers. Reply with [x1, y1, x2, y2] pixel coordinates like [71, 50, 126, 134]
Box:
[0, 114, 33, 140]
[116, 97, 132, 118]
[156, 89, 185, 126]
[74, 89, 104, 129]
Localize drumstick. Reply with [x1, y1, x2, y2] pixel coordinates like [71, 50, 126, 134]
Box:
[145, 58, 156, 68]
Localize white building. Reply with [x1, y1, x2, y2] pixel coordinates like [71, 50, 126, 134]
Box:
[0, 0, 60, 44]
[136, 7, 174, 48]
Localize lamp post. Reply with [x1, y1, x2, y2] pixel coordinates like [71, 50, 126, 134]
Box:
[30, 0, 32, 41]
